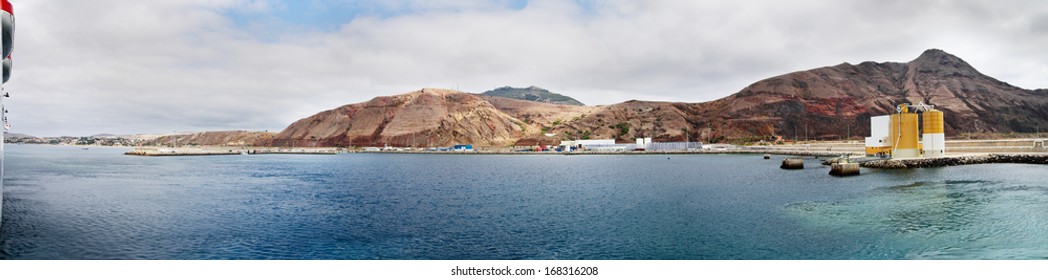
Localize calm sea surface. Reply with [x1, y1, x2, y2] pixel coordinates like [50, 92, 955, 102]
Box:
[2, 145, 1048, 259]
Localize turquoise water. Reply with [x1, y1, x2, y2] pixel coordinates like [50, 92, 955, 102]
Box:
[1, 145, 1047, 259]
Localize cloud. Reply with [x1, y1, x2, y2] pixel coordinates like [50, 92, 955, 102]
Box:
[7, 0, 1048, 136]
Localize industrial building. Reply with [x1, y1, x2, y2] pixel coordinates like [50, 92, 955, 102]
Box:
[865, 102, 945, 159]
[559, 138, 702, 152]
[559, 139, 616, 150]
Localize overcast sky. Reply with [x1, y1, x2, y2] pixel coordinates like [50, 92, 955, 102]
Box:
[6, 0, 1048, 136]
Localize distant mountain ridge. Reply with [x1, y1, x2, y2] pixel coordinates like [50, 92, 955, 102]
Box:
[4, 132, 35, 139]
[267, 49, 1047, 147]
[481, 86, 585, 106]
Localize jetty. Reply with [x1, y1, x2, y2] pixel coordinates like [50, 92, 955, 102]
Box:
[125, 146, 344, 156]
[859, 154, 1048, 169]
[125, 147, 240, 156]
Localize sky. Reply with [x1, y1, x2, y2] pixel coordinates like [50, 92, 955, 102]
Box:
[6, 0, 1048, 137]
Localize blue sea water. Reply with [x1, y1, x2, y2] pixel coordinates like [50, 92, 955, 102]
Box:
[1, 145, 1048, 260]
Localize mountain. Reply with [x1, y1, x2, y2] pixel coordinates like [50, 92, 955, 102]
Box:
[271, 49, 1047, 147]
[481, 86, 585, 106]
[4, 132, 35, 139]
[270, 88, 536, 147]
[702, 49, 1048, 139]
[582, 49, 1048, 141]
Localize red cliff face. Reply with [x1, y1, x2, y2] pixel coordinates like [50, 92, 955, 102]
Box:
[268, 49, 1047, 147]
[703, 49, 1048, 140]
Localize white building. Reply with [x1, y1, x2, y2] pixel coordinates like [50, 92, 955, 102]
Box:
[865, 115, 890, 148]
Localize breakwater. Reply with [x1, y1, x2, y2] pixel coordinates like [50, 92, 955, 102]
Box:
[125, 148, 240, 156]
[354, 149, 861, 157]
[124, 147, 343, 156]
[860, 154, 1048, 169]
[123, 145, 863, 157]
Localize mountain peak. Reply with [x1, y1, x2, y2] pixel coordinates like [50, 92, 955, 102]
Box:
[917, 48, 951, 58]
[909, 49, 978, 77]
[912, 49, 971, 67]
[481, 86, 585, 106]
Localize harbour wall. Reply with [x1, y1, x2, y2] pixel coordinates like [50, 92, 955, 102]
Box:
[860, 154, 1048, 169]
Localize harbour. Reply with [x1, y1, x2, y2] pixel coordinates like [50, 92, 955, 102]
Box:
[117, 137, 1048, 172]
[5, 0, 1048, 277]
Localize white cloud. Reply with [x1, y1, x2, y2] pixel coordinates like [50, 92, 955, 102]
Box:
[6, 0, 1048, 136]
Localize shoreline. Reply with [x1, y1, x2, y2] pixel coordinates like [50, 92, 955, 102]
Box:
[111, 140, 1048, 169]
[352, 149, 862, 157]
[117, 144, 865, 157]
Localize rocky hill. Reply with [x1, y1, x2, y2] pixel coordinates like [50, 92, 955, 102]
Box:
[149, 131, 276, 146]
[268, 49, 1047, 147]
[482, 86, 585, 106]
[702, 49, 1048, 139]
[270, 88, 535, 147]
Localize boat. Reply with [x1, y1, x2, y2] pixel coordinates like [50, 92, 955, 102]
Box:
[1, 0, 15, 229]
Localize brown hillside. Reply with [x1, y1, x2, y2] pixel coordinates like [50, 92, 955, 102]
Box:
[268, 49, 1047, 147]
[269, 89, 532, 147]
[707, 49, 1048, 140]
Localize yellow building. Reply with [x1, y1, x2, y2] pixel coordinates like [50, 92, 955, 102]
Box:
[922, 109, 945, 158]
[865, 103, 945, 158]
[889, 104, 922, 158]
